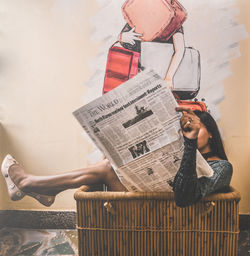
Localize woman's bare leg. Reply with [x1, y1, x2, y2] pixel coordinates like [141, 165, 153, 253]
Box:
[8, 159, 127, 197]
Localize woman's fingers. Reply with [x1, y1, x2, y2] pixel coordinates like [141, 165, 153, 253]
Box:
[133, 32, 143, 37]
[129, 39, 136, 45]
[176, 107, 199, 121]
[177, 107, 201, 139]
[180, 112, 199, 125]
[132, 35, 141, 41]
[131, 27, 142, 37]
[131, 26, 136, 32]
[119, 27, 143, 45]
[181, 117, 199, 129]
[182, 121, 191, 130]
[180, 116, 196, 130]
[175, 106, 193, 113]
[131, 33, 142, 41]
[175, 107, 196, 117]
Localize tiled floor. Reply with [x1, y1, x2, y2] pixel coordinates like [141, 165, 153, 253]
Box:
[0, 228, 78, 256]
[0, 228, 249, 256]
[238, 230, 250, 256]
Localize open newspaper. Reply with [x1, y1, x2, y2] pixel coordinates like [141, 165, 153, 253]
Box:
[73, 70, 213, 192]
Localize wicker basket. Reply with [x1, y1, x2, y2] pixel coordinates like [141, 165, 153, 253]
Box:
[74, 186, 240, 256]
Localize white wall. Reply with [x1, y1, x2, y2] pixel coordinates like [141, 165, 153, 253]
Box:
[0, 0, 98, 210]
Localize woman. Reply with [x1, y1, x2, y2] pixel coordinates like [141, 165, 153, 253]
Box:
[173, 107, 232, 207]
[1, 108, 232, 207]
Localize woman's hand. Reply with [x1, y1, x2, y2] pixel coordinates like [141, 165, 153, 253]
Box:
[176, 107, 201, 139]
[119, 27, 142, 45]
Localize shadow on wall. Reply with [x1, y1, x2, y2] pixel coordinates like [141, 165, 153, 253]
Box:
[0, 124, 19, 208]
[0, 123, 24, 164]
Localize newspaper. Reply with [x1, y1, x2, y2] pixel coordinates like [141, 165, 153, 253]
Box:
[73, 69, 213, 192]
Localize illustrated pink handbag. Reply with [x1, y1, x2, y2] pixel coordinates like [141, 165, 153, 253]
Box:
[122, 0, 187, 41]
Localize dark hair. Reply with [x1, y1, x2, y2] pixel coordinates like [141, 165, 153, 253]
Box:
[193, 111, 228, 160]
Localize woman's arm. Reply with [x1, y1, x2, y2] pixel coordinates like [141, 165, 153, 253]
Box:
[198, 160, 232, 198]
[164, 32, 185, 89]
[173, 107, 202, 207]
[173, 140, 233, 207]
[173, 136, 202, 207]
[173, 107, 233, 207]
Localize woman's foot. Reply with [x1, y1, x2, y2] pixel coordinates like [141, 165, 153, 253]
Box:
[8, 165, 55, 207]
[1, 155, 55, 207]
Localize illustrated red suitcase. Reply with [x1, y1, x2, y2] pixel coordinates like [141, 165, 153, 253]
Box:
[122, 0, 187, 42]
[103, 46, 140, 94]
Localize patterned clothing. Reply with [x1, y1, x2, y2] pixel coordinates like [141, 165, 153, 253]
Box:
[173, 136, 233, 207]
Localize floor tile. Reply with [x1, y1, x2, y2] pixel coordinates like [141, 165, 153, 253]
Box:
[0, 228, 77, 256]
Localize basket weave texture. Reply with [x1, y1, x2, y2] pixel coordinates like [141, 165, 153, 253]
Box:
[74, 186, 240, 256]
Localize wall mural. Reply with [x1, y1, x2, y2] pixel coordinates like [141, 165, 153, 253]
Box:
[83, 0, 247, 113]
[51, 0, 247, 162]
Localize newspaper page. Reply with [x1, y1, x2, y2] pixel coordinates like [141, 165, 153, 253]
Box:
[73, 69, 213, 192]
